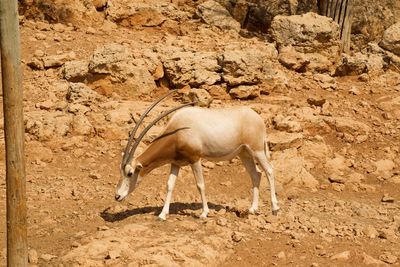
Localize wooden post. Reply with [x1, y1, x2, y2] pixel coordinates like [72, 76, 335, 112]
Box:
[0, 0, 28, 266]
[319, 0, 353, 53]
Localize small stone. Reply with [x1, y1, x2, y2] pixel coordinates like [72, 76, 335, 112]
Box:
[363, 253, 385, 265]
[34, 49, 45, 57]
[28, 249, 38, 264]
[379, 252, 397, 264]
[216, 218, 227, 226]
[332, 183, 345, 192]
[86, 27, 96, 34]
[363, 225, 379, 239]
[274, 251, 286, 259]
[97, 225, 110, 231]
[203, 161, 216, 169]
[381, 193, 395, 203]
[40, 254, 57, 261]
[331, 251, 350, 260]
[27, 57, 44, 70]
[105, 250, 120, 260]
[232, 231, 243, 242]
[307, 98, 326, 107]
[89, 172, 101, 180]
[328, 174, 346, 184]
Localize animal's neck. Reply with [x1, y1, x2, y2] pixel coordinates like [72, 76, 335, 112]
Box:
[136, 135, 176, 175]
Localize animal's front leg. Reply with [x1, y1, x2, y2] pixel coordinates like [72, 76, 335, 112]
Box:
[191, 160, 209, 218]
[158, 164, 180, 220]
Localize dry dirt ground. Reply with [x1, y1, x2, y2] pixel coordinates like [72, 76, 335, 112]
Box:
[1, 1, 400, 266]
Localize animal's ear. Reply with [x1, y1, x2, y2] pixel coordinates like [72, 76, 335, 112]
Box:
[136, 163, 143, 171]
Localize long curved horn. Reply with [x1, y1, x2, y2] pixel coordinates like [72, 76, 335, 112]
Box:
[122, 90, 176, 166]
[126, 101, 196, 164]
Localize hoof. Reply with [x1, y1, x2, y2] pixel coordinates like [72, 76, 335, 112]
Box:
[249, 208, 259, 215]
[157, 214, 167, 221]
[272, 209, 279, 216]
[199, 212, 209, 219]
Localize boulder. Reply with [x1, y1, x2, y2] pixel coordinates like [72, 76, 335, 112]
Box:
[380, 22, 400, 55]
[163, 49, 221, 88]
[186, 89, 213, 107]
[196, 0, 241, 32]
[88, 43, 157, 95]
[335, 53, 384, 76]
[63, 60, 89, 82]
[271, 12, 341, 73]
[229, 85, 259, 100]
[25, 111, 73, 141]
[42, 51, 76, 69]
[268, 131, 303, 151]
[323, 116, 371, 136]
[272, 114, 302, 133]
[106, 0, 166, 27]
[272, 148, 319, 189]
[220, 42, 278, 86]
[66, 83, 103, 107]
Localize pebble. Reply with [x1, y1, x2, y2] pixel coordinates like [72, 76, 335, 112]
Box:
[28, 249, 39, 264]
[331, 251, 350, 260]
[232, 231, 243, 242]
[381, 193, 395, 203]
[203, 161, 216, 169]
[105, 250, 120, 260]
[40, 254, 57, 261]
[275, 251, 286, 259]
[379, 252, 397, 264]
[216, 218, 228, 227]
[328, 174, 346, 184]
[363, 225, 379, 239]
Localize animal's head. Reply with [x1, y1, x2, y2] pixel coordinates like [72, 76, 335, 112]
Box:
[115, 160, 143, 201]
[114, 90, 195, 202]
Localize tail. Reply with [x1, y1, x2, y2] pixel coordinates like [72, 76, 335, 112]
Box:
[264, 138, 271, 160]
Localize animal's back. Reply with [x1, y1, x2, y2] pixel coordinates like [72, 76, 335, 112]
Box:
[165, 106, 266, 159]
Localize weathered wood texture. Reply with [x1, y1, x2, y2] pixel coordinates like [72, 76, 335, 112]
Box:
[0, 0, 28, 266]
[319, 0, 354, 53]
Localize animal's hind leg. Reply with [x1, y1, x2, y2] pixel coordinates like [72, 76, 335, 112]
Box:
[254, 151, 279, 215]
[191, 160, 209, 218]
[239, 152, 262, 214]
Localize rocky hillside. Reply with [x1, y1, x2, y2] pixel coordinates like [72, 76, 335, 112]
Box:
[0, 0, 400, 266]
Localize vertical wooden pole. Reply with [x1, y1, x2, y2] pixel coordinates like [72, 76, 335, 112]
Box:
[341, 0, 353, 53]
[318, 0, 353, 53]
[0, 0, 28, 266]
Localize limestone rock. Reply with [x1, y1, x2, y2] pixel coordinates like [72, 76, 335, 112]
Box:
[63, 60, 89, 82]
[271, 12, 341, 72]
[331, 251, 350, 261]
[185, 88, 213, 107]
[106, 0, 169, 27]
[229, 85, 259, 100]
[66, 83, 103, 106]
[196, 0, 241, 32]
[220, 42, 278, 87]
[273, 114, 302, 133]
[272, 148, 319, 189]
[335, 53, 384, 76]
[380, 22, 400, 56]
[88, 43, 157, 95]
[323, 116, 371, 136]
[163, 50, 221, 87]
[43, 51, 76, 68]
[268, 131, 303, 151]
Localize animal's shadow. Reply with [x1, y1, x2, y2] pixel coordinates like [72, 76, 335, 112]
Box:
[100, 202, 234, 222]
